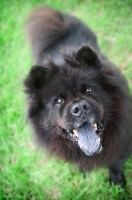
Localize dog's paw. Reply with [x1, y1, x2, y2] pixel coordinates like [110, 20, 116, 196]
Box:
[109, 171, 126, 187]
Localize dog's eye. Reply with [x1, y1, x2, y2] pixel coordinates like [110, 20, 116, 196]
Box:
[86, 87, 93, 94]
[55, 98, 64, 105]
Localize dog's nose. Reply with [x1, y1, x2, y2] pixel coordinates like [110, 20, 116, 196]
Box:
[71, 101, 90, 117]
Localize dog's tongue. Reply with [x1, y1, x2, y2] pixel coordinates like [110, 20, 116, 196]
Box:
[77, 122, 101, 156]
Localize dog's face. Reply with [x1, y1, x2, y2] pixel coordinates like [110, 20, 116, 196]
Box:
[24, 46, 113, 156]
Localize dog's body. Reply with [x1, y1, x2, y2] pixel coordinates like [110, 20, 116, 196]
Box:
[25, 7, 132, 186]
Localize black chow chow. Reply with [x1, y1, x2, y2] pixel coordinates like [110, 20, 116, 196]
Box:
[24, 7, 132, 186]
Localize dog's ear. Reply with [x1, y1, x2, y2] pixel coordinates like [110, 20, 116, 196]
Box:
[75, 46, 100, 66]
[24, 65, 57, 94]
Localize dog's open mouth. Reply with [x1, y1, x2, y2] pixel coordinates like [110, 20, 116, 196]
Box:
[63, 122, 104, 156]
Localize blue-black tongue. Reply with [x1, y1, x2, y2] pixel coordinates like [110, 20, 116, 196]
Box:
[77, 122, 101, 156]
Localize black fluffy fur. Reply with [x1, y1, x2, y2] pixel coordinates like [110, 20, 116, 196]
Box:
[24, 7, 132, 186]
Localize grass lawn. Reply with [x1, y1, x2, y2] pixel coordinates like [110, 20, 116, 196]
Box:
[0, 0, 132, 199]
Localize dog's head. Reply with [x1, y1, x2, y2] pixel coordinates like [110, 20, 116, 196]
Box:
[24, 46, 117, 156]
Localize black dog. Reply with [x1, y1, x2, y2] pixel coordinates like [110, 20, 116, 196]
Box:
[24, 7, 132, 186]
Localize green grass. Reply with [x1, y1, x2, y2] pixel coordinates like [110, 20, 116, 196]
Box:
[0, 0, 132, 199]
